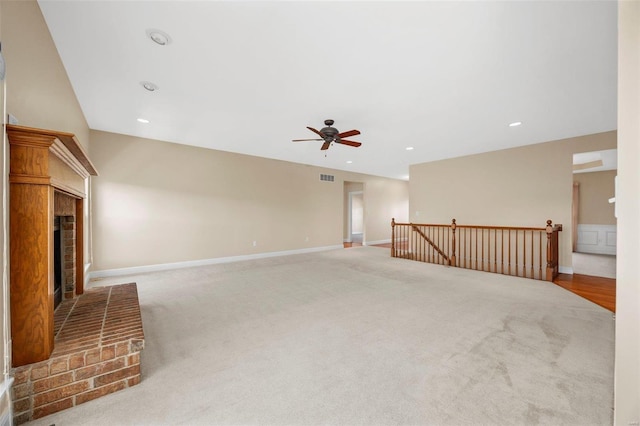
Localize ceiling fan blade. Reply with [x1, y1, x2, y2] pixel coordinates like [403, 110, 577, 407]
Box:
[336, 139, 362, 147]
[307, 127, 326, 138]
[337, 129, 360, 138]
[321, 141, 331, 150]
[292, 138, 323, 142]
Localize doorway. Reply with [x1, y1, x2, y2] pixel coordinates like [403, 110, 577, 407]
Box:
[344, 182, 364, 247]
[349, 191, 364, 244]
[572, 149, 617, 278]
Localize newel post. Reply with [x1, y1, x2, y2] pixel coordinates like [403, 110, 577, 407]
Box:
[391, 218, 396, 257]
[545, 220, 554, 281]
[450, 218, 457, 267]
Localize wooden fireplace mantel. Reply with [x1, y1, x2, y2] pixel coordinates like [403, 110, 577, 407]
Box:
[7, 124, 98, 367]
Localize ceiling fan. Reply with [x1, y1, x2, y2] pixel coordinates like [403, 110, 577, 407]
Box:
[292, 119, 362, 151]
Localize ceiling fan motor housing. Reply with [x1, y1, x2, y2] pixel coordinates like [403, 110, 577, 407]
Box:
[320, 119, 338, 141]
[320, 126, 339, 141]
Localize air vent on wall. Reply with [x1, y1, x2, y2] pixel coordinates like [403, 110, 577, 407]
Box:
[320, 174, 335, 182]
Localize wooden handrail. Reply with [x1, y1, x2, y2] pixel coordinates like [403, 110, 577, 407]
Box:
[391, 218, 562, 282]
[396, 222, 548, 232]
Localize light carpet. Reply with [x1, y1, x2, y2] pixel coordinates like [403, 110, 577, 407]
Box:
[27, 246, 614, 425]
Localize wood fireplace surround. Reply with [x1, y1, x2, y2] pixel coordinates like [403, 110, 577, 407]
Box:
[7, 124, 98, 367]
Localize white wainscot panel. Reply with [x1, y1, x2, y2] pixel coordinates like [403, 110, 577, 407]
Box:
[606, 231, 617, 247]
[576, 224, 617, 255]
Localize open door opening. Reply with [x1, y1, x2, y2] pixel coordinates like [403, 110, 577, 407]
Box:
[572, 149, 617, 279]
[349, 191, 363, 244]
[344, 182, 364, 248]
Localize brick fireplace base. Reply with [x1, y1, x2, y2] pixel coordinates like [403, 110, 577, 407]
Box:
[11, 283, 145, 424]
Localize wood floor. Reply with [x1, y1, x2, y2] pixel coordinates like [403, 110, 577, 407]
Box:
[553, 273, 616, 313]
[345, 243, 616, 313]
[343, 242, 363, 248]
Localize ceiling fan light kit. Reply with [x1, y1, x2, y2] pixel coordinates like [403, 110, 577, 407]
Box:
[292, 119, 362, 151]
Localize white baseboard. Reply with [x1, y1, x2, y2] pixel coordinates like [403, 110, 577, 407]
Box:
[89, 245, 344, 279]
[345, 233, 363, 243]
[364, 239, 391, 246]
[559, 266, 573, 275]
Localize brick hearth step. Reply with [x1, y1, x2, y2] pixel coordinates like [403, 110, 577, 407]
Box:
[11, 283, 145, 424]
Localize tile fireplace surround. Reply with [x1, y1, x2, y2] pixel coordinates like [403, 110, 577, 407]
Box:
[11, 283, 145, 424]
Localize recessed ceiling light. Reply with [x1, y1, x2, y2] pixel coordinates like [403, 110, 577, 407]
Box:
[146, 29, 171, 46]
[509, 121, 522, 127]
[406, 147, 414, 151]
[346, 160, 353, 164]
[141, 81, 159, 92]
[137, 118, 150, 124]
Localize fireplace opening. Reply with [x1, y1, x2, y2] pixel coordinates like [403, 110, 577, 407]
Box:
[53, 216, 63, 309]
[53, 212, 75, 309]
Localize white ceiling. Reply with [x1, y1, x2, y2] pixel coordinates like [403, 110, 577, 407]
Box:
[38, 1, 618, 180]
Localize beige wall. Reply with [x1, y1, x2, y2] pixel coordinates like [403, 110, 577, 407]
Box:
[2, 1, 89, 149]
[573, 170, 616, 225]
[344, 182, 364, 194]
[615, 1, 640, 423]
[90, 131, 408, 271]
[409, 131, 616, 270]
[365, 177, 409, 241]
